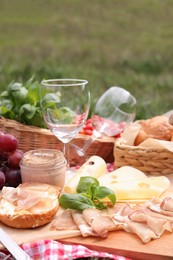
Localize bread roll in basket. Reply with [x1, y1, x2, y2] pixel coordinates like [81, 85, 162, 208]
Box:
[114, 114, 173, 176]
[134, 115, 173, 145]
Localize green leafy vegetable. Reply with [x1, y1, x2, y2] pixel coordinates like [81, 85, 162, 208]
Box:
[59, 193, 95, 211]
[59, 176, 116, 211]
[0, 77, 46, 127]
[57, 107, 76, 123]
[77, 176, 99, 193]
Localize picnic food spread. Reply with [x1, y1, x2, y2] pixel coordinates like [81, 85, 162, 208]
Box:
[0, 154, 172, 242]
[0, 113, 173, 259]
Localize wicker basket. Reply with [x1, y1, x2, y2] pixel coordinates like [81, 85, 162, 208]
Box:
[114, 142, 173, 176]
[0, 117, 115, 163]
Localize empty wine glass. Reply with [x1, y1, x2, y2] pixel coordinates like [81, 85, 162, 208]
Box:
[82, 86, 137, 151]
[93, 86, 137, 135]
[40, 79, 90, 169]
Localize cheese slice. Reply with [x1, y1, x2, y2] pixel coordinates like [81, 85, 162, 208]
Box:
[98, 166, 147, 183]
[64, 156, 107, 194]
[98, 166, 170, 201]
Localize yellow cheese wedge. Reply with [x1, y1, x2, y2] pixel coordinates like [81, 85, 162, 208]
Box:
[98, 166, 147, 183]
[64, 156, 107, 194]
[98, 166, 170, 201]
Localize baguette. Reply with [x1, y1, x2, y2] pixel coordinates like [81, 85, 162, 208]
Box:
[0, 182, 60, 229]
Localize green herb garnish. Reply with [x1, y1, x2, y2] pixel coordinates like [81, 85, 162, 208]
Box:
[59, 176, 116, 211]
[0, 77, 46, 128]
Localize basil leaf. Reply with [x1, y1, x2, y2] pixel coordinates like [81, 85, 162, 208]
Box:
[0, 106, 16, 119]
[41, 93, 60, 112]
[94, 201, 107, 210]
[8, 83, 28, 106]
[57, 107, 76, 123]
[0, 99, 13, 110]
[77, 176, 99, 193]
[93, 186, 116, 206]
[27, 81, 40, 104]
[7, 82, 22, 92]
[59, 193, 95, 211]
[43, 93, 61, 103]
[19, 104, 45, 127]
[19, 104, 37, 120]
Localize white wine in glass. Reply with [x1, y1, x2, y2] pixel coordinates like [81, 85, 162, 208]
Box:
[40, 79, 90, 169]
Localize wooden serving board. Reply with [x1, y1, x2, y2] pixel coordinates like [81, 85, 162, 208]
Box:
[61, 229, 173, 260]
[0, 177, 173, 259]
[0, 218, 173, 260]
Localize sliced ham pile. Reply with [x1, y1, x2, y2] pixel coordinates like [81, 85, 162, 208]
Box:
[51, 196, 173, 243]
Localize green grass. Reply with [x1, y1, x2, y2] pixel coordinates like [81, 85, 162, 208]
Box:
[0, 0, 173, 119]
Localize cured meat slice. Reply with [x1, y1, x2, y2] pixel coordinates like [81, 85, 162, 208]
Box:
[149, 204, 173, 217]
[135, 204, 173, 229]
[124, 220, 158, 243]
[112, 206, 158, 243]
[112, 201, 172, 243]
[160, 197, 173, 211]
[71, 210, 98, 237]
[129, 210, 172, 236]
[83, 208, 123, 238]
[51, 209, 78, 230]
[1, 186, 29, 203]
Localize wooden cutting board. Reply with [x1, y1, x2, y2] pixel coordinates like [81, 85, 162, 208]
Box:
[0, 176, 173, 259]
[0, 218, 173, 260]
[61, 230, 173, 260]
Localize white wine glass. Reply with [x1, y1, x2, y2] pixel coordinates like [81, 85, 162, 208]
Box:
[82, 86, 137, 151]
[40, 79, 90, 170]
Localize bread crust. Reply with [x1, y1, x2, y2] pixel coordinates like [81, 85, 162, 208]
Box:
[134, 115, 173, 145]
[0, 182, 60, 229]
[0, 205, 59, 229]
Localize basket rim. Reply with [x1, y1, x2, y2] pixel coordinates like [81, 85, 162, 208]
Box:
[115, 141, 173, 152]
[0, 116, 115, 142]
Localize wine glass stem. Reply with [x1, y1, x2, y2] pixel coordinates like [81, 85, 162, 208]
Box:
[63, 142, 70, 169]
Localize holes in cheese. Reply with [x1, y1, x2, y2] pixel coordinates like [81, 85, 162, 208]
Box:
[64, 156, 107, 194]
[98, 166, 170, 201]
[98, 166, 147, 184]
[138, 182, 150, 188]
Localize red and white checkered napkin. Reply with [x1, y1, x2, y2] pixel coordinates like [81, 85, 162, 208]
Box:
[21, 239, 132, 260]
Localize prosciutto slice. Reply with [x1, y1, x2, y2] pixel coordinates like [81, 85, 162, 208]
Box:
[1, 186, 58, 213]
[124, 220, 158, 243]
[71, 210, 98, 237]
[134, 204, 173, 229]
[149, 203, 173, 217]
[82, 208, 123, 238]
[129, 210, 172, 236]
[51, 209, 78, 230]
[1, 186, 29, 203]
[160, 197, 173, 211]
[112, 201, 173, 243]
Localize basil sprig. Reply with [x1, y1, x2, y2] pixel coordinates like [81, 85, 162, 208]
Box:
[59, 176, 116, 211]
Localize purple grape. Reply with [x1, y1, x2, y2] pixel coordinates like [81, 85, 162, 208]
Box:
[5, 168, 21, 187]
